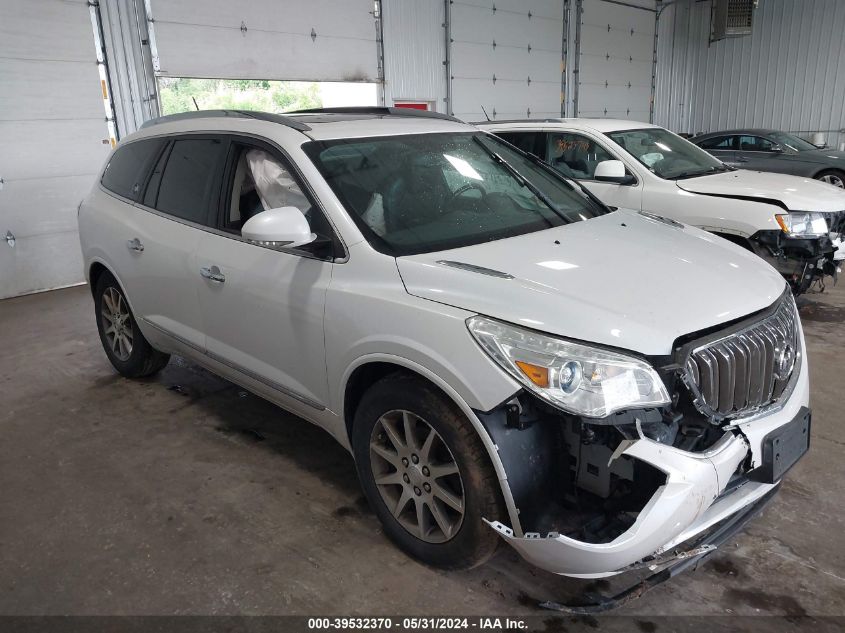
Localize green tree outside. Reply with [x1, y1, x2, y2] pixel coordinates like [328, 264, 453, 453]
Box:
[158, 78, 323, 115]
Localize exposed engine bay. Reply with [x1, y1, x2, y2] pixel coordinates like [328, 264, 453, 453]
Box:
[477, 383, 740, 544]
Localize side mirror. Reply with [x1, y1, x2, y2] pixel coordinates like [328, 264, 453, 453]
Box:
[770, 144, 784, 153]
[241, 206, 316, 248]
[594, 160, 634, 184]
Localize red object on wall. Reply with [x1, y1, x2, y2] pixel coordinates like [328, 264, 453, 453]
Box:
[393, 102, 429, 110]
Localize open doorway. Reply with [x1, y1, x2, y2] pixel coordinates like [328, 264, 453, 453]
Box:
[157, 78, 379, 115]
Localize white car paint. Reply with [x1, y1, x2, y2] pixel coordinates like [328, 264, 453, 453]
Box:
[479, 119, 845, 260]
[78, 111, 810, 579]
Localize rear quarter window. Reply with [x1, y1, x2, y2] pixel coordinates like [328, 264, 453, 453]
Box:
[150, 138, 226, 225]
[101, 139, 164, 200]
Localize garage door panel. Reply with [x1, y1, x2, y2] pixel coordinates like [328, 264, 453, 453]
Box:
[0, 176, 95, 239]
[451, 43, 559, 83]
[450, 0, 562, 121]
[582, 1, 654, 33]
[0, 120, 110, 182]
[0, 59, 104, 121]
[0, 0, 105, 298]
[0, 0, 92, 62]
[577, 0, 655, 120]
[150, 0, 378, 81]
[578, 56, 653, 83]
[0, 230, 85, 298]
[153, 0, 375, 40]
[452, 78, 560, 120]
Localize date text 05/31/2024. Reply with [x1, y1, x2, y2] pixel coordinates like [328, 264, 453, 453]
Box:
[307, 617, 528, 630]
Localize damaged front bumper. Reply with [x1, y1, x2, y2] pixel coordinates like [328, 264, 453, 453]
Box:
[750, 230, 839, 291]
[487, 430, 757, 578]
[483, 358, 810, 579]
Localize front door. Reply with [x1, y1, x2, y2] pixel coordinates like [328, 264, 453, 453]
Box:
[543, 131, 643, 211]
[195, 138, 336, 411]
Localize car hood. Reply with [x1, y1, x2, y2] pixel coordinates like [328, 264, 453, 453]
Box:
[676, 170, 845, 212]
[396, 209, 786, 355]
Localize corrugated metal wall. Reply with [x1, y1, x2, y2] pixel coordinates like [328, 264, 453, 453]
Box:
[382, 0, 446, 110]
[655, 0, 845, 148]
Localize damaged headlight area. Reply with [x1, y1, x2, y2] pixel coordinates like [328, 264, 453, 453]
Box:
[775, 211, 829, 237]
[467, 316, 670, 418]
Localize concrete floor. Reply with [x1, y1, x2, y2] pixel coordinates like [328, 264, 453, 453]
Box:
[1, 281, 844, 621]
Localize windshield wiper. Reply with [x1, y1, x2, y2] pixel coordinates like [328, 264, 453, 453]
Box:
[668, 164, 729, 180]
[471, 136, 567, 220]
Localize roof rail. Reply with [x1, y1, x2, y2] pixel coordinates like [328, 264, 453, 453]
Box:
[290, 106, 463, 123]
[140, 109, 312, 132]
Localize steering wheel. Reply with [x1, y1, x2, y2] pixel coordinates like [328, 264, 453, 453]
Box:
[449, 182, 487, 201]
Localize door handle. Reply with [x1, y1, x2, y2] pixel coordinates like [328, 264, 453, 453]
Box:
[126, 238, 144, 252]
[200, 265, 225, 283]
[5, 231, 15, 248]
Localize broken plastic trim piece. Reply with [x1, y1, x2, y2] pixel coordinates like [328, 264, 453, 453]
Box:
[539, 485, 779, 614]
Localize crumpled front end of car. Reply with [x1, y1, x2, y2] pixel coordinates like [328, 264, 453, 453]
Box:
[477, 289, 810, 578]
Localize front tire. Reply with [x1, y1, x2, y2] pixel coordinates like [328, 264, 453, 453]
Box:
[815, 169, 845, 189]
[94, 271, 170, 378]
[352, 373, 506, 570]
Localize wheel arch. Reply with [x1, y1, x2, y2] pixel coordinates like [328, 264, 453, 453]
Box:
[341, 355, 523, 535]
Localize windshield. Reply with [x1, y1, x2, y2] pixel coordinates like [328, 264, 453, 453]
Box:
[304, 132, 606, 256]
[606, 127, 728, 180]
[767, 131, 818, 152]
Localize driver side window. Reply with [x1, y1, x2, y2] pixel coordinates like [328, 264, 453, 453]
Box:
[221, 142, 335, 256]
[545, 132, 615, 180]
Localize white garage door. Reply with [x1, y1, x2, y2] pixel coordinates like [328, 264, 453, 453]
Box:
[449, 0, 563, 122]
[576, 0, 655, 122]
[147, 0, 380, 82]
[0, 0, 110, 299]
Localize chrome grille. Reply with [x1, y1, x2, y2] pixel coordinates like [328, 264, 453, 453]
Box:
[682, 292, 800, 421]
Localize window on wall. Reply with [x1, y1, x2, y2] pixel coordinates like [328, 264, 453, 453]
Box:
[152, 138, 226, 224]
[545, 133, 615, 180]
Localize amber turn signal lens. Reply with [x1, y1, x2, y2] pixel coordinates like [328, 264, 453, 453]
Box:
[775, 215, 790, 233]
[515, 361, 550, 388]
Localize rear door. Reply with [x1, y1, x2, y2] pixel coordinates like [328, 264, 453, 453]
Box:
[194, 136, 336, 413]
[123, 135, 227, 351]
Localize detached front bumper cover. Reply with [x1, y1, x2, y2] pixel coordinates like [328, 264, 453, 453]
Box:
[486, 430, 762, 578]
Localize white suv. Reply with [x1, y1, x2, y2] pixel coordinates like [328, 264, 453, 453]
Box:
[78, 108, 810, 585]
[481, 119, 844, 295]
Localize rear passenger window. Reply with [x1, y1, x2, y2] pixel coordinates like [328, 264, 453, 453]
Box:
[698, 136, 734, 150]
[496, 132, 545, 159]
[101, 139, 163, 200]
[152, 138, 225, 224]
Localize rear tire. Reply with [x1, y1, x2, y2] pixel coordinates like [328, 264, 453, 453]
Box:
[94, 271, 170, 378]
[815, 169, 845, 189]
[352, 373, 506, 570]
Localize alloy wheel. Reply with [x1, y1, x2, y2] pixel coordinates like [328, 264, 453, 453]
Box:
[819, 173, 845, 188]
[101, 286, 134, 361]
[369, 409, 465, 544]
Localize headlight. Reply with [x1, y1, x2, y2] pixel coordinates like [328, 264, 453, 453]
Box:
[775, 212, 828, 237]
[466, 316, 670, 418]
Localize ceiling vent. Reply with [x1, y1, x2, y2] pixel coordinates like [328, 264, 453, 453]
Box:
[710, 0, 756, 42]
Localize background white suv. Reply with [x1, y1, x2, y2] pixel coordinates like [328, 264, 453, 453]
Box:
[481, 119, 844, 294]
[78, 108, 810, 583]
